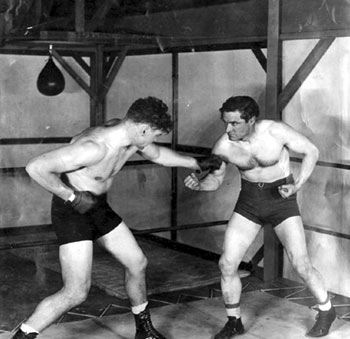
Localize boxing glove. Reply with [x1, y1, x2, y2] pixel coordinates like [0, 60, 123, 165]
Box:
[197, 154, 223, 173]
[67, 191, 98, 214]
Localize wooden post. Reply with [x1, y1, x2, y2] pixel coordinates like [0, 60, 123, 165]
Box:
[264, 224, 283, 281]
[264, 0, 283, 281]
[90, 45, 105, 126]
[265, 0, 282, 121]
[171, 53, 179, 241]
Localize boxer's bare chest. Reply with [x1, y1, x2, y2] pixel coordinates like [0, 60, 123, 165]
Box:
[83, 145, 138, 182]
[226, 135, 284, 171]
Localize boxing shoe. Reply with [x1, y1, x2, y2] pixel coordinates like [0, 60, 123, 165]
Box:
[307, 306, 336, 337]
[134, 307, 167, 339]
[11, 329, 37, 339]
[214, 317, 244, 339]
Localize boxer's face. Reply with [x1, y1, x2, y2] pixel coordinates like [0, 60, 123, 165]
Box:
[222, 110, 255, 141]
[138, 125, 164, 147]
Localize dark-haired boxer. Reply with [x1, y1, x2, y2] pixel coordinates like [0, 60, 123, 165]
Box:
[185, 96, 336, 338]
[13, 96, 221, 339]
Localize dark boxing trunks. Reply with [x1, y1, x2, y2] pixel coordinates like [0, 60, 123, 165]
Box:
[234, 174, 300, 227]
[52, 174, 123, 245]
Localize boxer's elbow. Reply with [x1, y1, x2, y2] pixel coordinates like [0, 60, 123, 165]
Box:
[310, 144, 319, 162]
[26, 157, 45, 180]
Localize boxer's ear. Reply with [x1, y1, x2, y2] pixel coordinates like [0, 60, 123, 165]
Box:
[136, 123, 150, 136]
[248, 116, 256, 125]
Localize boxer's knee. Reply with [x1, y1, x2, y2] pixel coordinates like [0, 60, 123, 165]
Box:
[62, 279, 91, 306]
[126, 252, 148, 277]
[219, 255, 240, 279]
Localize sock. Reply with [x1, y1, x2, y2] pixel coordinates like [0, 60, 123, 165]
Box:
[225, 302, 241, 318]
[132, 301, 148, 315]
[20, 324, 39, 334]
[318, 299, 332, 311]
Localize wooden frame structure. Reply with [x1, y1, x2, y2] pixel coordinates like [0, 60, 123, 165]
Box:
[1, 0, 350, 281]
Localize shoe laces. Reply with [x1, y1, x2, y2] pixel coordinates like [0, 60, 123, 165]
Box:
[142, 318, 155, 333]
[138, 313, 159, 336]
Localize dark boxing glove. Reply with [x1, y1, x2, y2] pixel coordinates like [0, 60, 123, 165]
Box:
[67, 191, 98, 214]
[197, 154, 223, 173]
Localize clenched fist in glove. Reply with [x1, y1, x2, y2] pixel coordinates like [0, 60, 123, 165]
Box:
[196, 154, 223, 173]
[66, 191, 99, 214]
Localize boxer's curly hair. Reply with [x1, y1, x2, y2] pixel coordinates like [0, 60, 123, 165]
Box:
[219, 96, 259, 122]
[126, 96, 172, 133]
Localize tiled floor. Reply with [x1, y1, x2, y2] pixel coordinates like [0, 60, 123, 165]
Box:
[3, 290, 350, 339]
[1, 236, 350, 334]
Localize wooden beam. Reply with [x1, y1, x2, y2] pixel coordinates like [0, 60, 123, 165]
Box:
[0, 137, 71, 145]
[98, 46, 129, 99]
[264, 0, 283, 282]
[90, 45, 105, 126]
[251, 245, 264, 268]
[86, 0, 117, 32]
[51, 49, 97, 101]
[265, 0, 282, 120]
[278, 37, 335, 110]
[72, 53, 91, 75]
[264, 224, 283, 281]
[0, 44, 96, 55]
[38, 30, 265, 47]
[281, 29, 350, 41]
[171, 52, 179, 241]
[251, 46, 267, 72]
[75, 0, 85, 34]
[104, 52, 118, 76]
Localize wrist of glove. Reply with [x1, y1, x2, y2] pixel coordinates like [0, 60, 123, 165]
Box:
[197, 154, 223, 173]
[65, 191, 98, 214]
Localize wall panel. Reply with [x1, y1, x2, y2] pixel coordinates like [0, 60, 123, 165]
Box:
[283, 38, 350, 296]
[0, 55, 89, 229]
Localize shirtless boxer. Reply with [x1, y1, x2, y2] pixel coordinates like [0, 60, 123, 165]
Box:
[12, 97, 221, 339]
[185, 96, 336, 338]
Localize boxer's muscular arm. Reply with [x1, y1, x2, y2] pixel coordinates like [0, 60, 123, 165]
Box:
[184, 160, 226, 191]
[26, 141, 105, 201]
[184, 137, 227, 191]
[271, 121, 319, 195]
[140, 143, 199, 170]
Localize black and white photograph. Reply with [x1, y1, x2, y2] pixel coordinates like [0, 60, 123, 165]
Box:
[1, 1, 350, 338]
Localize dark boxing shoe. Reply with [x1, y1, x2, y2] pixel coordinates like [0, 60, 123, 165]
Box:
[307, 306, 336, 337]
[11, 329, 37, 339]
[214, 317, 244, 339]
[134, 307, 167, 339]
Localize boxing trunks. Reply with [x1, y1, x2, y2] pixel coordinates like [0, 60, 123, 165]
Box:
[234, 174, 300, 227]
[51, 174, 123, 245]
